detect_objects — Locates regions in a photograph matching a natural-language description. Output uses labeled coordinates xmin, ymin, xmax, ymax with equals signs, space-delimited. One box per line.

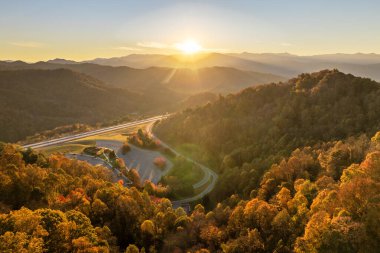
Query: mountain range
xmin=84 ymin=52 xmax=380 ymax=81
xmin=0 ymin=59 xmax=284 ymax=142
xmin=2 ymin=52 xmax=380 ymax=142
xmin=0 ymin=60 xmax=284 ymax=95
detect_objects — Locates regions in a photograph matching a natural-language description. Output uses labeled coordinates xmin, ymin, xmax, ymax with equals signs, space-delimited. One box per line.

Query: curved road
xmin=23 ymin=114 xmax=218 ymax=205
xmin=146 ymin=122 xmax=218 ymax=205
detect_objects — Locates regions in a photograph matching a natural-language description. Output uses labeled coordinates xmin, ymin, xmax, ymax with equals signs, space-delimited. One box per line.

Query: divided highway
xmin=23 ymin=114 xmax=218 ymax=206
xmin=23 ymin=115 xmax=167 ymax=149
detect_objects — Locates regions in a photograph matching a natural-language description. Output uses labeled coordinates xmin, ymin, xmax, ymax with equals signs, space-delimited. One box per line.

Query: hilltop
xmin=155 ymin=69 xmax=380 ymax=202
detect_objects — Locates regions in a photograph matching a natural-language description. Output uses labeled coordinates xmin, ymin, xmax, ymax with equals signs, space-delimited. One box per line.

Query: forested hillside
xmin=1 ymin=69 xmax=380 ymax=252
xmin=0 ymin=69 xmax=148 ymax=142
xmin=0 ymin=61 xmax=285 ymax=143
xmin=0 ymin=61 xmax=285 ymax=95
xmin=178 ymin=92 xmax=218 ymax=110
xmin=1 ymin=130 xmax=379 ymax=252
xmin=156 ymin=70 xmax=380 ymax=203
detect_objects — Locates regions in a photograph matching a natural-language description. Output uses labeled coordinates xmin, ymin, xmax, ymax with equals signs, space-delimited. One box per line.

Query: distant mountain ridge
xmin=46 ymin=58 xmax=79 ymax=64
xmin=0 ymin=60 xmax=285 ymax=95
xmin=6 ymin=52 xmax=380 ymax=81
xmin=83 ymin=52 xmax=380 ymax=81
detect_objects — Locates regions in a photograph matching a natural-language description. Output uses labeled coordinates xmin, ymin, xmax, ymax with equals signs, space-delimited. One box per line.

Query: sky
xmin=1 ymin=0 xmax=380 ymax=62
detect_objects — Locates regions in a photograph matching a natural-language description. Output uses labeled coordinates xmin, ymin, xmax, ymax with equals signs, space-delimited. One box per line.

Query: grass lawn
xmin=38 ymin=144 xmax=89 ymax=155
xmin=176 ymin=143 xmax=203 ymax=157
xmin=37 ymin=123 xmax=150 ymax=154
xmin=172 ymin=142 xmax=219 ymax=168
xmin=160 ymin=157 xmax=206 ymax=199
xmin=165 ymin=157 xmax=204 ymax=185
xmin=78 ymin=123 xmax=149 ymax=142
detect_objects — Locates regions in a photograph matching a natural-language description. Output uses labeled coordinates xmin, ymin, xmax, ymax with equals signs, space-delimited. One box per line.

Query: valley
xmin=1 ymin=1 xmax=380 ymax=251
xmin=25 ymin=115 xmax=217 ymax=206
xmin=2 ymin=68 xmax=380 ymax=252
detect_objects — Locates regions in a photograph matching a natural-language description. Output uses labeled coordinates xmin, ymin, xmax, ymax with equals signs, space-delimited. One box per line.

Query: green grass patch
xmin=79 ymin=123 xmax=149 ymax=142
xmin=166 ymin=157 xmax=204 ymax=185
xmin=38 ymin=144 xmax=88 ymax=155
xmin=160 ymin=156 xmax=205 ymax=199
xmin=173 ymin=142 xmax=218 ymax=167
xmin=177 ymin=143 xmax=203 ymax=157
xmin=38 ymin=123 xmax=150 ymax=154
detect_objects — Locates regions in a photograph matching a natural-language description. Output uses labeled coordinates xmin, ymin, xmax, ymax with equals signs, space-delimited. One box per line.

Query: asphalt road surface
xmin=95 ymin=140 xmax=173 ymax=184
xmin=24 ymin=114 xmax=218 ymax=206
xmin=23 ymin=115 xmax=167 ymax=150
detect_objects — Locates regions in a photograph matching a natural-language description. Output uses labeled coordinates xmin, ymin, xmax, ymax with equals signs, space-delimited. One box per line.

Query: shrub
xmin=153 ymin=157 xmax=167 ymax=169
xmin=122 ymin=142 xmax=131 ymax=154
xmin=83 ymin=146 xmax=102 ymax=156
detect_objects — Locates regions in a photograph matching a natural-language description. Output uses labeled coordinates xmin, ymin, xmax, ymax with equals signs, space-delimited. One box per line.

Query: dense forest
xmin=156 ymin=70 xmax=380 ymax=203
xmin=1 ymin=130 xmax=379 ymax=252
xmin=1 ymin=69 xmax=380 ymax=252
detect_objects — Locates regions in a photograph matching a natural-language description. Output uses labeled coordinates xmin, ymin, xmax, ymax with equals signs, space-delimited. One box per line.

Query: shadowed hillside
xmin=0 ymin=61 xmax=285 ymax=142
xmin=178 ymin=92 xmax=218 ymax=110
xmin=0 ymin=69 xmax=148 ymax=142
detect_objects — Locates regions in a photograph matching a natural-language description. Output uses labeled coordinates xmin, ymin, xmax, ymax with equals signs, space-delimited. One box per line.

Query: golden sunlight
xmin=175 ymin=39 xmax=202 ymax=54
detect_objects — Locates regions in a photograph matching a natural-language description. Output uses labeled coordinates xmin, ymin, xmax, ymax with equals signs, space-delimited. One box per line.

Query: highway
xmin=23 ymin=115 xmax=167 ymax=149
xmin=23 ymin=114 xmax=218 ymax=206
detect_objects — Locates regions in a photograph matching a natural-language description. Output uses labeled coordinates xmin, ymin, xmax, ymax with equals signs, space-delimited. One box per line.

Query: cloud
xmin=9 ymin=41 xmax=44 ymax=48
xmin=112 ymin=46 xmax=142 ymax=51
xmin=137 ymin=41 xmax=170 ymax=49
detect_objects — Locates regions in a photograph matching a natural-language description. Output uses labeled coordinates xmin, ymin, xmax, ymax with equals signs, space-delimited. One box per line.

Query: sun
xmin=176 ymin=39 xmax=202 ymax=54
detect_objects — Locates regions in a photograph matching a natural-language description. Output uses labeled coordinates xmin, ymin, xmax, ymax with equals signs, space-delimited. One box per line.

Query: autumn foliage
xmin=128 ymin=129 xmax=158 ymax=149
xmin=122 ymin=142 xmax=131 ymax=154
xmin=153 ymin=156 xmax=167 ymax=169
xmin=1 ymin=130 xmax=380 ymax=252
xmin=1 ymin=70 xmax=380 ymax=252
